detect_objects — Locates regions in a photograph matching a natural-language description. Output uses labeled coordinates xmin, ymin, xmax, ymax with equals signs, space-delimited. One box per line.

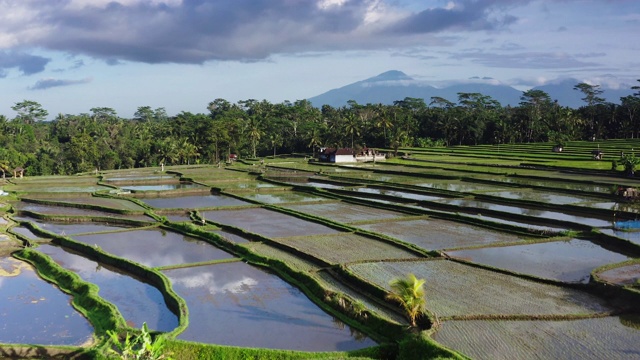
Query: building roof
xmin=321 ymin=147 xmax=353 ymax=156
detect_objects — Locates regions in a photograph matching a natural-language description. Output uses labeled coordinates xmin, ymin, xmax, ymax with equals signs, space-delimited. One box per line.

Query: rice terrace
xmin=2 ymin=140 xmax=640 ymax=359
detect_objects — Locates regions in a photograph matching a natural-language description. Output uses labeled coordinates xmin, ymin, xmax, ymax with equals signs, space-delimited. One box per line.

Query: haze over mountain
xmin=307 ymin=71 xmax=635 ymax=109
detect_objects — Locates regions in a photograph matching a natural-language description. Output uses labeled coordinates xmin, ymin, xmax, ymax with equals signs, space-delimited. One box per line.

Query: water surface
xmin=72 ymin=228 xmax=234 ymax=267
xmin=140 ymin=194 xmax=249 ymax=209
xmin=122 ymin=183 xmax=206 ymax=191
xmin=600 ymin=228 xmax=640 ymax=246
xmin=163 ymin=262 xmax=376 ymax=351
xmin=240 ymin=192 xmax=330 ymax=204
xmin=0 ymin=256 xmax=93 ymax=345
xmin=201 ymin=208 xmax=340 ymax=238
xmin=357 ymin=219 xmax=527 ymax=250
xmin=37 ymin=245 xmax=178 ymax=331
xmin=436 ymin=199 xmax=612 ymax=227
xmin=446 ymin=239 xmax=629 ymax=283
xmin=598 ymin=264 xmax=640 ymax=286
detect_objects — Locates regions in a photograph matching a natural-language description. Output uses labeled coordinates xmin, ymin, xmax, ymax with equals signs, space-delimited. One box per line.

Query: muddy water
xmin=71 ymin=228 xmax=235 ymax=268
xmin=598 ymin=264 xmax=640 ymax=286
xmin=0 ymin=256 xmax=93 ymax=345
xmin=163 ymin=262 xmax=376 ymax=351
xmin=446 ymin=239 xmax=629 ymax=283
xmin=200 ymin=208 xmax=340 ymax=238
xmin=140 ymin=194 xmax=249 ymax=209
xmin=37 ymin=245 xmax=178 ymax=331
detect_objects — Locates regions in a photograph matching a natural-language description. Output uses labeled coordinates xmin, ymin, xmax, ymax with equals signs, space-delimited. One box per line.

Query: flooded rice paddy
xmin=348 ymin=260 xmax=611 ymax=317
xmin=445 ymin=239 xmax=630 ymax=283
xmin=213 ymin=181 xmax=280 ymax=190
xmin=139 ymin=194 xmax=250 ymax=209
xmin=0 ymin=256 xmax=93 ymax=345
xmin=10 ymin=226 xmax=49 ymax=241
xmin=200 ymin=208 xmax=341 ymax=238
xmin=22 ymin=196 xmax=145 ymax=211
xmin=282 ymin=202 xmax=408 ymax=224
xmin=356 ymin=218 xmax=529 ymax=250
xmin=104 ymin=175 xmax=176 ymax=182
xmin=72 ymin=228 xmax=235 ymax=268
xmin=163 ymin=262 xmax=376 ymax=351
xmin=240 ymin=192 xmax=331 ymax=204
xmin=13 ymin=185 xmax=113 ymax=193
xmin=274 ymin=233 xmax=419 ymax=264
xmin=37 ymin=245 xmax=178 ymax=331
xmin=481 ymin=190 xmax=603 ymax=205
xmin=121 ymin=183 xmax=207 ymax=191
xmin=435 ymin=198 xmax=612 ymax=227
xmin=2 ymin=162 xmax=639 ymax=357
xmin=598 ymin=264 xmax=640 ymax=286
xmin=600 ymin=229 xmax=640 ymax=246
xmin=352 ymin=187 xmax=443 ymax=201
xmin=17 ymin=221 xmax=131 ymax=236
xmin=432 ymin=317 xmax=640 ymax=360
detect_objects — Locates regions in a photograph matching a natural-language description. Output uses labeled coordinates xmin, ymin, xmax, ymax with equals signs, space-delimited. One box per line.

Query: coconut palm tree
xmin=386 ymin=273 xmax=426 ymax=327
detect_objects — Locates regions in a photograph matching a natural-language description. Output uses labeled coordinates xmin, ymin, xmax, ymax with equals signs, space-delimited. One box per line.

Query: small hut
xmin=13 ymin=167 xmax=24 ymax=178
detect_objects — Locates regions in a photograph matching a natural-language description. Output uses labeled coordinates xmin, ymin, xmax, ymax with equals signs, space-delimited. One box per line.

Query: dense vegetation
xmin=1 ymin=81 xmax=639 ymax=177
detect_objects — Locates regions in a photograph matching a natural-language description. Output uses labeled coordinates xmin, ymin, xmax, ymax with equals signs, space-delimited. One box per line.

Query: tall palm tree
xmin=247 ymin=116 xmax=262 ymax=158
xmin=343 ymin=112 xmax=360 ymax=149
xmin=386 ymin=273 xmax=426 ymax=327
xmin=307 ymin=127 xmax=322 ymax=158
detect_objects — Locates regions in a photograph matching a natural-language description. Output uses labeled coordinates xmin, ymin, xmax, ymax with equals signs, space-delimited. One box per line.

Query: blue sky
xmin=0 ymin=0 xmax=638 ymax=119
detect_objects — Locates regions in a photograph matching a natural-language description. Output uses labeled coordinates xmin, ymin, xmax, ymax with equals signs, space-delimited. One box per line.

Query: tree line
xmin=1 ymin=81 xmax=639 ymax=176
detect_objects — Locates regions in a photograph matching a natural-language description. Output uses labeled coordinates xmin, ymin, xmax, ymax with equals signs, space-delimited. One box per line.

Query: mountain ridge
xmin=307 ymin=71 xmax=635 ymax=108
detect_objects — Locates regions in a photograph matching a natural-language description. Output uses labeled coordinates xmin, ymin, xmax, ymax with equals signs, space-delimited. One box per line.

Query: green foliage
xmin=164 ymin=339 xmax=387 ymax=360
xmin=107 ymin=323 xmax=172 ymax=360
xmin=397 ymin=333 xmax=466 ymax=360
xmin=415 ymin=137 xmax=445 ymax=148
xmin=386 ymin=273 xmax=426 ymax=327
xmin=619 ymin=153 xmax=640 ymax=175
xmin=2 ymin=82 xmax=640 ymax=176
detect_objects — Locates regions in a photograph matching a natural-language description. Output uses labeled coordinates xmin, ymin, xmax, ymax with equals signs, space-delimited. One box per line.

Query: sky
xmin=0 ymin=0 xmax=638 ymax=119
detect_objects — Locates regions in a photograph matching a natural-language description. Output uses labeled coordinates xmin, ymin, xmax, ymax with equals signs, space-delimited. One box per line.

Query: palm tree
xmin=0 ymin=160 xmax=10 ymax=179
xmin=343 ymin=112 xmax=360 ymax=149
xmin=386 ymin=273 xmax=426 ymax=327
xmin=307 ymin=127 xmax=322 ymax=158
xmin=247 ymin=116 xmax=262 ymax=158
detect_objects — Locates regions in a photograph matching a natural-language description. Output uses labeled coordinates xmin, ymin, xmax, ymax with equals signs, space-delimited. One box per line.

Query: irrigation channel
xmin=1 ymin=145 xmax=640 ymax=359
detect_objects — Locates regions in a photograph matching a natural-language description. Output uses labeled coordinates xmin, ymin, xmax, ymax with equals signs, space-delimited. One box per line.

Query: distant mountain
xmin=531 ymin=79 xmax=634 ymax=107
xmin=307 ymin=71 xmax=635 ymax=109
